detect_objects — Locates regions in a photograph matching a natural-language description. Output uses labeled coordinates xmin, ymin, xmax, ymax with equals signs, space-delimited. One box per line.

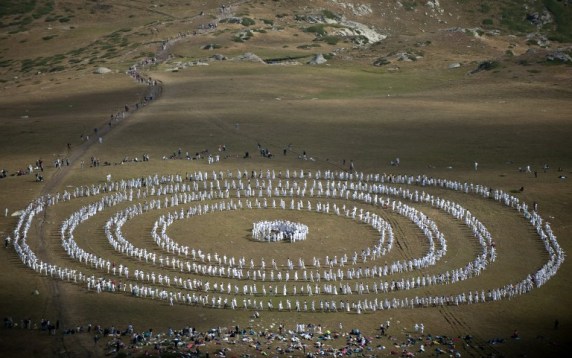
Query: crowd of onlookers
xmin=3 ymin=314 xmax=481 ymax=357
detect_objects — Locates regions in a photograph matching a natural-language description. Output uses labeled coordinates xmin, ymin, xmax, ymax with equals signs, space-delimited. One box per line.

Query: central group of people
xmin=252 ymin=220 xmax=309 ymax=242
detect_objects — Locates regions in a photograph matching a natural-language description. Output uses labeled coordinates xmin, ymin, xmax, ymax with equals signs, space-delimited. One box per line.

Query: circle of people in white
xmin=252 ymin=220 xmax=309 ymax=242
xmin=9 ymin=169 xmax=564 ymax=314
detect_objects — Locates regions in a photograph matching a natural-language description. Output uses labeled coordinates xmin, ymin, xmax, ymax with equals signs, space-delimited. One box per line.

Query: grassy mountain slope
xmin=0 ymin=0 xmax=570 ymax=82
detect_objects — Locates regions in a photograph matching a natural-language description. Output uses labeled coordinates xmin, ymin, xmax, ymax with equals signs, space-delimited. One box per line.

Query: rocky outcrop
xmin=308 ymin=53 xmax=327 ymax=65
xmin=546 ymin=51 xmax=572 ymax=63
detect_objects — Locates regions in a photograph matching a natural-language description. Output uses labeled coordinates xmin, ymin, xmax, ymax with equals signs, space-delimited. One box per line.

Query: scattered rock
xmin=235 ymin=52 xmax=265 ymax=63
xmin=373 ymin=58 xmax=391 ymax=66
xmin=469 ymin=60 xmax=499 ymax=74
xmin=526 ymin=33 xmax=550 ymax=47
xmin=448 ymin=62 xmax=461 ymax=69
xmin=426 ymin=0 xmax=444 ymax=14
xmin=308 ymin=53 xmax=327 ymax=65
xmin=330 ymin=1 xmax=373 ymax=16
xmin=442 ymin=27 xmax=498 ymax=37
xmin=332 ymin=19 xmax=386 ymax=45
xmin=234 ymin=30 xmax=253 ymax=42
xmin=210 ymin=54 xmax=227 ymax=61
xmin=395 ymin=52 xmax=422 ymax=62
xmin=526 ymin=11 xmax=553 ymax=27
xmin=294 ymin=14 xmax=323 ymax=24
xmin=546 ymin=51 xmax=572 ymax=63
xmin=298 ymin=12 xmax=386 ymax=46
xmin=201 ymin=43 xmax=220 ymax=50
xmin=93 ymin=67 xmax=112 ymax=74
xmin=221 ymin=17 xmax=242 ymax=24
xmin=415 ymin=40 xmax=431 ymax=47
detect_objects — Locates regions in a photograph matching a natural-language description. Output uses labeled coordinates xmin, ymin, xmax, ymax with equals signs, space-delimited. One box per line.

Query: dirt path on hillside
xmin=29 ymin=2 xmax=253 ymax=355
xmin=32 ymin=81 xmax=161 ymax=356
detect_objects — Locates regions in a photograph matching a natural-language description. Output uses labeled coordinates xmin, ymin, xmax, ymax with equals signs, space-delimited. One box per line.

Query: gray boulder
xmin=546 ymin=51 xmax=572 ymax=63
xmin=308 ymin=53 xmax=327 ymax=65
xmin=236 ymin=52 xmax=265 ymax=63
xmin=93 ymin=67 xmax=112 ymax=74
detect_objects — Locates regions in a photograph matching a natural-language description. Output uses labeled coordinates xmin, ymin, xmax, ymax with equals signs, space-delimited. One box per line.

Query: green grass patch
xmin=323 ymin=53 xmax=334 ymax=60
xmin=51 ymin=54 xmax=65 ymax=62
xmin=402 ymin=1 xmax=417 ymax=11
xmin=32 ymin=0 xmax=54 ymax=19
xmin=322 ymin=35 xmax=340 ymax=45
xmin=304 ymin=24 xmax=327 ymax=36
xmin=202 ymin=43 xmax=222 ymax=50
xmin=4 ymin=16 xmax=34 ymax=29
xmin=241 ymin=17 xmax=255 ymax=26
xmin=353 ymin=35 xmax=369 ymax=45
xmin=479 ymin=3 xmax=491 ymax=13
xmin=261 ymin=19 xmax=274 ymax=26
xmin=19 ymin=16 xmax=33 ymax=26
xmin=67 ymin=47 xmax=86 ymax=56
xmin=0 ymin=58 xmax=13 ymax=68
xmin=42 ymin=34 xmax=57 ymax=40
xmin=49 ymin=65 xmax=65 ymax=72
xmin=297 ymin=44 xmax=321 ymax=49
xmin=234 ymin=9 xmax=250 ymax=17
xmin=499 ymin=1 xmax=535 ymax=34
xmin=102 ymin=50 xmax=119 ymax=59
xmin=0 ymin=0 xmax=36 ymax=17
xmin=322 ymin=9 xmax=339 ymax=20
xmin=234 ymin=29 xmax=253 ymax=42
xmin=20 ymin=57 xmax=44 ymax=72
xmin=543 ymin=0 xmax=572 ymax=43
